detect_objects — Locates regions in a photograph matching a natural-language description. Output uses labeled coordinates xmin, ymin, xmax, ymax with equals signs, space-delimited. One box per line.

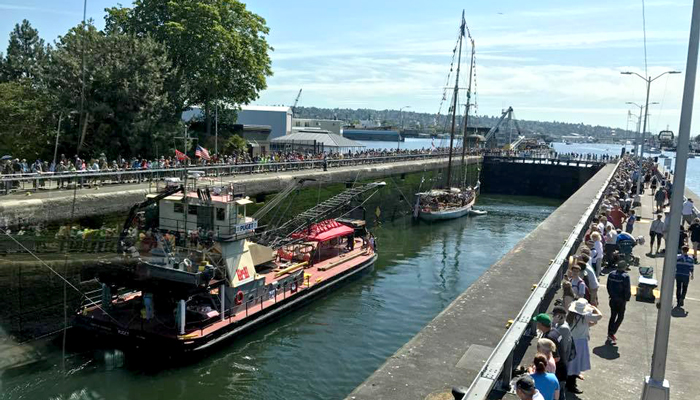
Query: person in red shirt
xmin=609 ymin=205 xmax=627 ymax=230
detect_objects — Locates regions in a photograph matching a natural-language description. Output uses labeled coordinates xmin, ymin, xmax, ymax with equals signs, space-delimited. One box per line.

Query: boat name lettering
xmin=235 ymin=221 xmax=258 ymax=233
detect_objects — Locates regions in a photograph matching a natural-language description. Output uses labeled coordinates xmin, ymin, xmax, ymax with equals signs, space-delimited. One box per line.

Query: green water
xmin=0 ymin=194 xmax=558 ymax=400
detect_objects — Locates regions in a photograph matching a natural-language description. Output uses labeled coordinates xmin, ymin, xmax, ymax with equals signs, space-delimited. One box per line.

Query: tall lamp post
xmin=641 ymin=0 xmax=699 ymax=399
xmin=398 ymin=105 xmax=411 ymax=152
xmin=626 ymin=101 xmax=658 ymax=140
xmin=621 ymin=71 xmax=680 ymax=198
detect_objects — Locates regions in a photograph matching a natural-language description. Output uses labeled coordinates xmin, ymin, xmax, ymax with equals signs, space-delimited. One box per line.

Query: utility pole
xmin=53 ymin=113 xmax=63 ymax=169
xmin=641 ymin=0 xmax=699 ymax=398
xmin=215 ymin=103 xmax=219 ymax=157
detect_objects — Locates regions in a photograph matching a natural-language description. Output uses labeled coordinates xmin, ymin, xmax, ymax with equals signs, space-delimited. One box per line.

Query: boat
xmin=647 ymin=147 xmax=662 ymax=154
xmin=414 ymin=11 xmax=480 ymax=222
xmin=75 ymin=181 xmax=379 ymax=353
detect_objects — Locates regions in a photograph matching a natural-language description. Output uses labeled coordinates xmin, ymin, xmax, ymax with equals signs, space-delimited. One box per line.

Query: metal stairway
xmin=258 ymin=182 xmax=386 ymax=248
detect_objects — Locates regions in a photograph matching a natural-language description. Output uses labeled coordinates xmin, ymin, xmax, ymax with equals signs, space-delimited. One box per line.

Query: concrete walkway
xmin=503 ymin=186 xmax=700 ymax=400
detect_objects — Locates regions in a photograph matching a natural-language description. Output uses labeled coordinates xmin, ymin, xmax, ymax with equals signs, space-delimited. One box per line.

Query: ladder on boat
xmin=259 ymin=182 xmax=386 ymax=248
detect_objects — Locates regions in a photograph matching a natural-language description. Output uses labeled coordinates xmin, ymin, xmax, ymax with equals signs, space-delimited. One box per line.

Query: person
xmin=606 ymin=260 xmax=631 ymax=346
xmin=514 ymin=374 xmax=546 ymax=400
xmin=566 ymin=299 xmax=602 ymax=395
xmin=679 ymin=225 xmax=688 ymax=253
xmin=578 ymin=254 xmax=599 ymax=306
xmin=650 ymin=175 xmax=658 ymax=193
xmin=551 ymin=306 xmax=572 ymax=394
xmin=604 ymin=225 xmax=618 ymax=270
xmin=561 ymin=280 xmax=575 ymax=310
xmin=536 ymin=338 xmax=557 ymax=374
xmin=529 ymin=354 xmax=560 ymax=400
xmin=676 ymin=246 xmax=695 ymax=308
xmin=609 ymin=205 xmax=626 ymax=230
xmin=568 ymin=263 xmax=587 ymax=301
xmin=590 ymin=232 xmax=604 ymax=276
xmin=655 ymin=187 xmax=667 ymax=213
xmin=625 ymin=210 xmax=636 ymax=234
xmin=682 ymin=198 xmax=695 ymax=227
xmin=649 ymin=213 xmax=665 ymax=254
xmin=690 ymin=217 xmax=700 ymax=264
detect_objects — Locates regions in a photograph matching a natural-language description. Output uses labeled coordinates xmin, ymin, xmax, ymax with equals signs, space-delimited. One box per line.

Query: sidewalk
xmin=505 ymin=186 xmax=700 ymax=399
xmin=578 ymin=187 xmax=699 ymax=399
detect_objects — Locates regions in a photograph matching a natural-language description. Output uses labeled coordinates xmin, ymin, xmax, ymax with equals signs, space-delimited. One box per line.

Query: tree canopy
xmin=0 ymin=1 xmax=273 ymax=161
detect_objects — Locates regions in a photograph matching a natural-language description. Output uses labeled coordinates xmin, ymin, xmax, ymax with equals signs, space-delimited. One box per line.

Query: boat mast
xmin=460 ymin=34 xmax=475 ymax=188
xmin=445 ymin=11 xmax=465 ymax=189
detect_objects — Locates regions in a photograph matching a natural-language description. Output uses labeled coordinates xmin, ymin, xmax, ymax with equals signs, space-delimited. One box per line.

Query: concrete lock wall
xmin=480 ymin=158 xmax=605 ymax=199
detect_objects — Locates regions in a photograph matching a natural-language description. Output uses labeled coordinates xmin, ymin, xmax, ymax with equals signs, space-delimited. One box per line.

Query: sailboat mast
xmin=459 ymin=38 xmax=475 ymax=188
xmin=445 ymin=11 xmax=465 ymax=189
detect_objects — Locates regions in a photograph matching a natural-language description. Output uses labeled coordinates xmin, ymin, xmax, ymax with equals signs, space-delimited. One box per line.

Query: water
xmin=0 ymin=195 xmax=558 ymax=400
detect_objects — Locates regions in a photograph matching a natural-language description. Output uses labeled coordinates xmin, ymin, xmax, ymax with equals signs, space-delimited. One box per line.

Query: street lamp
xmin=621 ymin=70 xmax=680 ymax=198
xmin=626 ymin=101 xmax=659 ymax=155
xmin=640 ymin=1 xmax=699 ymax=399
xmin=398 ymin=105 xmax=411 ymax=151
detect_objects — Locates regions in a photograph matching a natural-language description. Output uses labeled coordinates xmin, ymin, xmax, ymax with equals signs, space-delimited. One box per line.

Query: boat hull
xmin=74 ymin=253 xmax=377 ymax=354
xmin=418 ymin=200 xmax=474 ymax=221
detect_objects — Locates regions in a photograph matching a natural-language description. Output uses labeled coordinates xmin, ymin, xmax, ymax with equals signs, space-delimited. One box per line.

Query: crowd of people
xmin=514 ymin=154 xmax=698 ymax=400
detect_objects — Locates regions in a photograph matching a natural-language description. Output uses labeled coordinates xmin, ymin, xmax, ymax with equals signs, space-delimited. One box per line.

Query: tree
xmin=223 ymin=134 xmax=247 ymax=155
xmin=2 ymin=19 xmax=48 ymax=83
xmin=0 ymin=80 xmax=55 ymax=159
xmin=48 ymin=23 xmax=177 ymax=159
xmin=105 ymin=0 xmax=273 ymax=136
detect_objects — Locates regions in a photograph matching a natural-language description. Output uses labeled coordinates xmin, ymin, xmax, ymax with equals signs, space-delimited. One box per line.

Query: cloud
xmin=0 ymin=3 xmax=80 ymax=17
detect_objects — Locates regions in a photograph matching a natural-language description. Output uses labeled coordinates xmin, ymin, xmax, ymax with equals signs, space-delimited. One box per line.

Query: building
xmin=236 ymin=105 xmax=292 ymax=139
xmin=292 ymin=118 xmax=343 ymax=135
xmin=343 ymin=129 xmax=402 ymax=142
xmin=182 ymin=105 xmax=292 ymax=140
xmin=271 ymin=129 xmax=365 ymax=153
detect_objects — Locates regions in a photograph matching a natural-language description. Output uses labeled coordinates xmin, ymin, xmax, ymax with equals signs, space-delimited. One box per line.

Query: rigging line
xmin=651 ymin=74 xmax=671 ymax=134
xmin=0 ymin=229 xmax=123 ymax=327
xmin=642 ymin=0 xmax=649 ymax=77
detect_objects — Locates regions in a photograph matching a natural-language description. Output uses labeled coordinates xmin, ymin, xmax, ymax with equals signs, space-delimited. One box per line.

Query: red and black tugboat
xmin=75 ymin=180 xmax=383 ymax=353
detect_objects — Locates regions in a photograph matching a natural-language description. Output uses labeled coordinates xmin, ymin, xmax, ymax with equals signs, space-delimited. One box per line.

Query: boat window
xmin=173 ymin=203 xmax=184 ymax=214
xmin=216 ymin=208 xmax=226 ymax=221
xmin=188 ymin=205 xmax=198 ymax=215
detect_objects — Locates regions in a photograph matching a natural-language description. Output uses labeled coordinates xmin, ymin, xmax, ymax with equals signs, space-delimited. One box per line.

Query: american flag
xmin=175 ymin=149 xmax=189 ymax=160
xmin=195 ymin=145 xmax=210 ymax=160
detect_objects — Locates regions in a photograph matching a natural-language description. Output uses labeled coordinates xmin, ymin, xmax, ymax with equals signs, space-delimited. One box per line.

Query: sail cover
xmin=291 ymin=220 xmax=354 ymax=242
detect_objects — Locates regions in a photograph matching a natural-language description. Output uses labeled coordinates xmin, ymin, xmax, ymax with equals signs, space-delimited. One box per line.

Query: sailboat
xmin=414 ymin=11 xmax=480 ymax=222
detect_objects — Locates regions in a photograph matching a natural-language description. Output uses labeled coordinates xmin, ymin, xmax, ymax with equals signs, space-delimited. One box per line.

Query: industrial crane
xmin=291 ymin=89 xmax=303 ymax=116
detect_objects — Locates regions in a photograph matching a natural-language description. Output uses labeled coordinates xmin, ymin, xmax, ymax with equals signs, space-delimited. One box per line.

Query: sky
xmin=0 ymin=0 xmax=696 ymax=133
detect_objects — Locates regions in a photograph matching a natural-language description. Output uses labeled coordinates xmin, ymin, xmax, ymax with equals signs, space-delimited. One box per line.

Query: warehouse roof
xmin=270 ymin=130 xmax=365 ymax=148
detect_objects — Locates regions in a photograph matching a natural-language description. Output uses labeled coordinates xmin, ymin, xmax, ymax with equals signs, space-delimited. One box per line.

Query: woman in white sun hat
xmin=565 ymin=298 xmax=603 ymax=394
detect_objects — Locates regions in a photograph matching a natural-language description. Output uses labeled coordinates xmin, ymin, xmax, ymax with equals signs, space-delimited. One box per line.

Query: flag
xmin=175 ymin=149 xmax=189 ymax=160
xmin=195 ymin=145 xmax=210 ymax=160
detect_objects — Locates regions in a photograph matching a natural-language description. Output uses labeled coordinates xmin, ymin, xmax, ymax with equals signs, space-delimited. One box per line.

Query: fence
xmin=455 ymin=159 xmax=621 ymax=399
xmin=0 ymin=236 xmax=119 ymax=255
xmin=0 ymin=152 xmax=456 ymax=195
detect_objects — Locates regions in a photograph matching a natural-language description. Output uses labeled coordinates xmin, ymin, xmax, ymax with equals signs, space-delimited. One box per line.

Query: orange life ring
xmin=235 ymin=290 xmax=244 ymax=305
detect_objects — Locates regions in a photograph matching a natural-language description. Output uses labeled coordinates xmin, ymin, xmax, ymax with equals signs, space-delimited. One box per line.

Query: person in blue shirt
xmin=625 ymin=210 xmax=636 ymax=234
xmin=606 ymin=261 xmax=631 ymax=345
xmin=676 ymin=246 xmax=695 ymax=308
xmin=529 ymin=353 xmax=560 ymax=400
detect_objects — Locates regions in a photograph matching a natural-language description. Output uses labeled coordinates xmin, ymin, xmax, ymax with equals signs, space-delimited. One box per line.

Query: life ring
xmin=235 ymin=290 xmax=244 ymax=305
xmin=291 ymin=282 xmax=297 ymax=293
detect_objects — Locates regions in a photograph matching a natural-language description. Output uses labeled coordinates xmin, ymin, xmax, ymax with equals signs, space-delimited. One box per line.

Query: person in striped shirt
xmin=676 ymin=246 xmax=695 ymax=308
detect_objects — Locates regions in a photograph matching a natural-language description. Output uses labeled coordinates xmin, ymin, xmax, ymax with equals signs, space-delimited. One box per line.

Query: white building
xmin=292 ymin=118 xmax=343 ymax=135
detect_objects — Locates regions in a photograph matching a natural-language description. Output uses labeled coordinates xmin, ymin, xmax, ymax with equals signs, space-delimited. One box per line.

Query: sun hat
xmin=532 ymin=313 xmax=552 ymax=327
xmin=569 ymin=298 xmax=592 ymax=315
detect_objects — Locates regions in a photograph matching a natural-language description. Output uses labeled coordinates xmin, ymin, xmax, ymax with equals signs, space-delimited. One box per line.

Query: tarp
xmin=291 ymin=219 xmax=354 ymax=242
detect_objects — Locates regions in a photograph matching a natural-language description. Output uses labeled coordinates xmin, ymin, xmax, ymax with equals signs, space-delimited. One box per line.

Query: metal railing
xmin=483 ymin=155 xmax=606 ymax=167
xmin=0 ymin=152 xmax=459 ymax=195
xmin=456 ymin=159 xmax=621 ymax=399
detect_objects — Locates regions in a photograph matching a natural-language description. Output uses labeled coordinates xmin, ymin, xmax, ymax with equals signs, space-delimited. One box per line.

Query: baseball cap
xmin=514 ymin=375 xmax=536 ymax=392
xmin=532 ymin=313 xmax=552 ymax=327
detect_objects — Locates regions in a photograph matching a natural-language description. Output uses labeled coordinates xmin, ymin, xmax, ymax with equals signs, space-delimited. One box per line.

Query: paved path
xmin=504 ymin=185 xmax=700 ymax=400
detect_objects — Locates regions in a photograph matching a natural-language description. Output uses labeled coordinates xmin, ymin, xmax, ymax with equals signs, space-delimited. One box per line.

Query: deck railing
xmin=453 ymin=159 xmax=621 ymax=400
xmin=0 ymin=152 xmax=460 ymax=195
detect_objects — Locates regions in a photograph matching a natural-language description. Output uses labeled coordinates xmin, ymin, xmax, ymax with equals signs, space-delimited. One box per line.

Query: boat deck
xmin=80 ymin=239 xmax=375 ymax=342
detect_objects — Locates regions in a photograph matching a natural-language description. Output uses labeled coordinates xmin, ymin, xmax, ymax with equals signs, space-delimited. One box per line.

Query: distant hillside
xmin=295 ymin=106 xmax=635 ymax=140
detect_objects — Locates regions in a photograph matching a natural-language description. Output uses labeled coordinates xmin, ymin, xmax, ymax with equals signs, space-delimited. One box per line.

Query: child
xmin=625 ymin=210 xmax=636 ymax=234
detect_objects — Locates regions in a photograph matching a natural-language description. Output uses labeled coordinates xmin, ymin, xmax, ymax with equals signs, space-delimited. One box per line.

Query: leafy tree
xmin=2 ymin=19 xmax=48 ymax=83
xmin=105 ymin=0 xmax=273 ymax=136
xmin=223 ymin=134 xmax=247 ymax=155
xmin=0 ymin=80 xmax=55 ymax=159
xmin=47 ymin=23 xmax=177 ymax=160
